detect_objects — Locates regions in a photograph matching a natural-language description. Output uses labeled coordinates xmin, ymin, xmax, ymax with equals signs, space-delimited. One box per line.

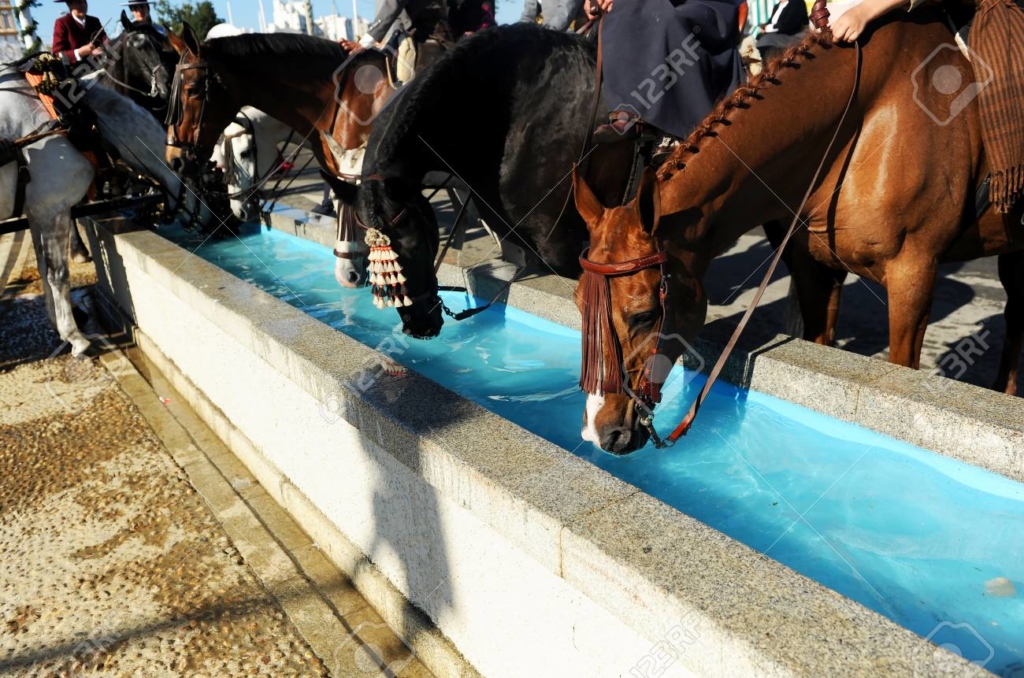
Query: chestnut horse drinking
xmin=574 ymin=14 xmax=1024 ymax=454
xmin=164 ymin=26 xmax=393 ymax=228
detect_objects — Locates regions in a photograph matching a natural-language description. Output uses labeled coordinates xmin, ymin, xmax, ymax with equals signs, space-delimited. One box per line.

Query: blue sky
xmin=34 ymin=0 xmax=522 ymax=40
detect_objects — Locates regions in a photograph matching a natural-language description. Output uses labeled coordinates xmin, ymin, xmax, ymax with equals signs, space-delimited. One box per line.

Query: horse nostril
xmin=170 ymin=157 xmax=184 ymax=173
xmin=600 ymin=427 xmax=633 ymax=453
xmin=346 ymin=270 xmax=360 ymax=284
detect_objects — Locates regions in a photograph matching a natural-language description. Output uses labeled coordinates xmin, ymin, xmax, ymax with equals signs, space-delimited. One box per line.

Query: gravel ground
xmin=0 ymin=293 xmax=331 ymax=677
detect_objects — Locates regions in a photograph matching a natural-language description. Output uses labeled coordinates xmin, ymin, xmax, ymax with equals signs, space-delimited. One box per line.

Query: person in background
xmin=587 ymin=0 xmax=744 ymax=164
xmin=520 ymin=0 xmax=584 ymax=30
xmin=755 ymin=0 xmax=808 ymax=66
xmin=348 ymin=0 xmax=454 ymax=84
xmin=450 ymin=0 xmax=496 ymax=37
xmin=52 ymin=0 xmax=107 ymax=66
xmin=123 ymin=0 xmax=166 ymax=34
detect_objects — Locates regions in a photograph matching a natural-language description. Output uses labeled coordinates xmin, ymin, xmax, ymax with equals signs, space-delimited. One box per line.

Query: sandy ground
xmin=0 ymin=235 xmax=432 ymax=677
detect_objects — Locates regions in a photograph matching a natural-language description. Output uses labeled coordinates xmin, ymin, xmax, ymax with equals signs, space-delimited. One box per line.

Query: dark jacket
xmin=767 ymin=0 xmax=808 ymax=35
xmin=52 ymin=13 xmax=107 ymax=65
xmin=366 ymin=0 xmax=450 ymax=42
xmin=602 ymin=0 xmax=744 ymax=139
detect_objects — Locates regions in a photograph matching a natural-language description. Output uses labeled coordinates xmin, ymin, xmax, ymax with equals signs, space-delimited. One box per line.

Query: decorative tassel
xmin=579 ymin=271 xmax=622 ymax=395
xmin=364 ymin=227 xmax=410 ymax=311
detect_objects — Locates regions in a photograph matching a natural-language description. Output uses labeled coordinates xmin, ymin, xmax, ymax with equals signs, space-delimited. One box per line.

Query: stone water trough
xmin=83 ymin=213 xmax=1024 ymax=678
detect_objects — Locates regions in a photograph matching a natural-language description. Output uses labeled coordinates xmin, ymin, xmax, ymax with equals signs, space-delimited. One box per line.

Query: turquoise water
xmin=164 ymin=223 xmax=1024 ymax=673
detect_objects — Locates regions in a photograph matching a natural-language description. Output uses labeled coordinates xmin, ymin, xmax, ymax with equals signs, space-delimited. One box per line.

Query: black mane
xmin=206 ymin=32 xmax=348 ymax=63
xmin=370 ymin=23 xmax=592 ymax=173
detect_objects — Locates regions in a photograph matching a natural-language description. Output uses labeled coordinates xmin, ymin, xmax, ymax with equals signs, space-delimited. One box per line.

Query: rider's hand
xmin=78 ymin=43 xmax=100 ymax=58
xmin=829 ymin=5 xmax=869 ymax=42
xmin=585 ymin=0 xmax=613 ymax=19
xmin=339 ymin=38 xmax=365 ymax=53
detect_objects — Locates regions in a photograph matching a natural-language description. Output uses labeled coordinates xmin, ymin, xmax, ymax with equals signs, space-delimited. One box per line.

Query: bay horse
xmin=163 ymin=26 xmax=393 ymax=237
xmin=354 ymin=23 xmax=636 ymax=339
xmin=0 ymin=70 xmax=210 ymax=356
xmin=573 ymin=14 xmax=1024 ymax=454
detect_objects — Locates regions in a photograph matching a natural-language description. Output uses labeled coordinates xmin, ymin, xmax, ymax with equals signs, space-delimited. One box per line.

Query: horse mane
xmin=206 ymin=33 xmax=348 ymax=64
xmin=658 ymin=31 xmax=834 ymax=181
xmin=370 ymin=24 xmax=591 ymax=174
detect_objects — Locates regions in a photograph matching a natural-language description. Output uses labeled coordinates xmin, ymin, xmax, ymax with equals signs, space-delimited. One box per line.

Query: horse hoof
xmin=68 ymin=334 xmax=93 ymax=359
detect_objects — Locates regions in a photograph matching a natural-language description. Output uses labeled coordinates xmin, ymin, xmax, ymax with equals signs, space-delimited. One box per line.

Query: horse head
xmin=355 ymin=176 xmax=443 ymax=339
xmin=165 ymin=24 xmax=238 ymax=176
xmin=573 ymin=168 xmax=708 ymax=454
xmin=108 ymin=12 xmax=177 ymax=114
xmin=216 ymin=116 xmax=260 ymax=222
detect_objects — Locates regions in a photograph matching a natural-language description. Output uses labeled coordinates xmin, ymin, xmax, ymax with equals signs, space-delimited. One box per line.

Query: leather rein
xmin=580 ymin=12 xmax=859 ymax=448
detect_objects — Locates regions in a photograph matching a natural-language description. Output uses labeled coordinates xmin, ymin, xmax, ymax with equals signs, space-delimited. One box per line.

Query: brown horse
xmin=573 ymin=13 xmax=1024 ymax=454
xmin=164 ymin=25 xmax=392 ymax=205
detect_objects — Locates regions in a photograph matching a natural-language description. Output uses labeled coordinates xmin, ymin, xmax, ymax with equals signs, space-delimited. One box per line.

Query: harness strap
xmin=665 ymin=40 xmax=862 ymax=445
xmin=433 ymin=193 xmax=472 ymax=273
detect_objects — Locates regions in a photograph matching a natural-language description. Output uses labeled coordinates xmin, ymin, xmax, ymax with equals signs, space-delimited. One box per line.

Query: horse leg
xmin=790 ymin=252 xmax=847 ymax=345
xmin=992 ymin=249 xmax=1024 ymax=395
xmin=70 ymin=218 xmax=91 ymax=264
xmin=35 ymin=211 xmax=92 ymax=357
xmin=763 ymin=220 xmax=805 ymax=337
xmin=886 ymin=261 xmax=937 ymax=369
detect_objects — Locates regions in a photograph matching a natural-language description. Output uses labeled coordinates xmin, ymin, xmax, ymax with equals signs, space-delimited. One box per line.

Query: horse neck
xmin=81 ymin=81 xmax=181 ymax=196
xmin=213 ymin=52 xmax=347 ymax=138
xmin=659 ymin=37 xmax=877 ymax=268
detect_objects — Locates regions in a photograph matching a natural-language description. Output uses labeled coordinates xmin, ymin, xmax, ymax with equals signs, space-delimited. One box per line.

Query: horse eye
xmin=628 ymin=309 xmax=659 ymax=328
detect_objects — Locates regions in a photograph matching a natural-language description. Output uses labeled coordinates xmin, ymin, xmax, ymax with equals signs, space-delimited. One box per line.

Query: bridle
xmin=580 ymin=10 xmax=859 ymax=449
xmin=166 ymin=58 xmax=220 ymax=157
xmin=353 ymin=174 xmax=522 ymax=320
xmin=578 ymin=247 xmax=673 ymax=446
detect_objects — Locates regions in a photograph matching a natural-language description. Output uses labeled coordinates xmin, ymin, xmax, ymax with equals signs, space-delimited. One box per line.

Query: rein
xmin=582 ymin=19 xmax=860 ymax=448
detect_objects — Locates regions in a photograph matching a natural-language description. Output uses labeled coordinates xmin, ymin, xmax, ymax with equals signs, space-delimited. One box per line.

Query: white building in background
xmin=263 ymin=0 xmax=366 ymax=40
xmin=316 ymin=14 xmax=368 ymax=41
xmin=267 ymin=0 xmax=314 ymax=34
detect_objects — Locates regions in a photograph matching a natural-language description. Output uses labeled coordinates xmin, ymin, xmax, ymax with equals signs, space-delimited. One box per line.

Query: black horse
xmin=354 ymin=23 xmax=636 ymax=339
xmin=102 ymin=12 xmax=178 ymax=119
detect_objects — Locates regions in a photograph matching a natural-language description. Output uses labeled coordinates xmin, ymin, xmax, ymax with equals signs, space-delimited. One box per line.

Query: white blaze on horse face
xmin=581 ymin=392 xmax=605 ymax=444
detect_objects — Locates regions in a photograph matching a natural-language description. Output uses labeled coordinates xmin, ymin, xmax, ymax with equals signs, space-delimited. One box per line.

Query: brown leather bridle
xmin=166 ymin=60 xmax=217 ymax=156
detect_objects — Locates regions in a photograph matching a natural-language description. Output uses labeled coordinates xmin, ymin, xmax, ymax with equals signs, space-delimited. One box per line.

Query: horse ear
xmin=573 ymin=168 xmax=605 ymax=229
xmin=634 ymin=167 xmax=661 ymax=234
xmin=120 ymin=10 xmax=132 ymax=31
xmin=182 ymin=22 xmax=202 ymax=55
xmin=167 ymin=30 xmax=186 ymax=55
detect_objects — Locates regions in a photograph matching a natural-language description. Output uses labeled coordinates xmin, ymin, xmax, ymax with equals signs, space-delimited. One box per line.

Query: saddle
xmin=0 ymin=53 xmax=116 ymax=215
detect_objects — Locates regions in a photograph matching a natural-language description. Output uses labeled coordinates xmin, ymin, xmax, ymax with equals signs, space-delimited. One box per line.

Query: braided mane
xmin=658 ymin=31 xmax=835 ymax=181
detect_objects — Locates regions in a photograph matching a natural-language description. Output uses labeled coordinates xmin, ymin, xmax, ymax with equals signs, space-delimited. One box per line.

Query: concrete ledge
xmin=89 ymin=218 xmax=986 ymax=677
